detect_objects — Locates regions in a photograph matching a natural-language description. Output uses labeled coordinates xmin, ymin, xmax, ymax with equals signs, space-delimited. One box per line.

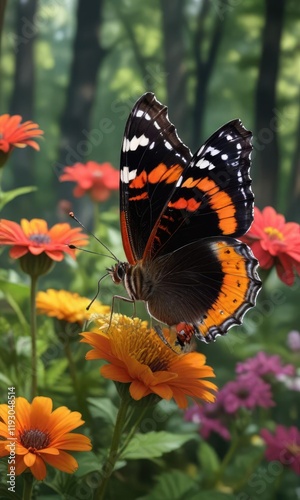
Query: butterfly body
xmin=110 ymin=92 xmax=261 ymax=345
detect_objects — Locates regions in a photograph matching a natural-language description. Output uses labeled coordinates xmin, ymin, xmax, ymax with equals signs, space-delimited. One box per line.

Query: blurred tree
xmin=192 ymin=0 xmax=225 ymax=149
xmin=160 ymin=0 xmax=188 ymax=132
xmin=57 ymin=0 xmax=106 ymax=198
xmin=9 ymin=0 xmax=38 ymax=186
xmin=254 ymin=0 xmax=285 ymax=208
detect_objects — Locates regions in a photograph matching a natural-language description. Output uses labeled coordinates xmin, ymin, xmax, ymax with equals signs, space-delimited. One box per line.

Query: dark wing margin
xmin=120 ymin=92 xmax=192 ymax=263
xmin=144 ymin=237 xmax=261 ymax=343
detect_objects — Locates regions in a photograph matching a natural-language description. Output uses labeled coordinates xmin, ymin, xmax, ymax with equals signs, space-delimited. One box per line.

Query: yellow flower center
xmin=20 ymin=428 xmax=50 ymax=450
xmin=264 ymin=226 xmax=284 ymax=240
xmin=100 ymin=315 xmax=177 ymax=372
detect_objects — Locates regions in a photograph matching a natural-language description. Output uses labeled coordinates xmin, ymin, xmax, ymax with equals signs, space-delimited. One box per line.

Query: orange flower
xmin=36 ymin=289 xmax=110 ymax=324
xmin=0 ymin=114 xmax=43 ymax=153
xmin=0 ymin=218 xmax=88 ymax=261
xmin=81 ymin=314 xmax=217 ymax=409
xmin=0 ymin=396 xmax=91 ymax=480
xmin=59 ymin=161 xmax=119 ymax=202
xmin=242 ymin=206 xmax=300 ymax=285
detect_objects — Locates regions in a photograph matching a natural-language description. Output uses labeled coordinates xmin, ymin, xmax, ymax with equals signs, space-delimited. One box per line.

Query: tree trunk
xmin=55 ymin=0 xmax=106 ymax=193
xmin=254 ymin=0 xmax=285 ymax=208
xmin=160 ymin=0 xmax=189 ymax=142
xmin=9 ymin=0 xmax=38 ymax=186
xmin=192 ymin=0 xmax=225 ymax=149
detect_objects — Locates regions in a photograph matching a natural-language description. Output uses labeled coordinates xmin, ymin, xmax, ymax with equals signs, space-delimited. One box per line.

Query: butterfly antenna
xmin=69 ymin=211 xmax=119 ymax=262
xmin=68 ymin=244 xmax=116 ymax=261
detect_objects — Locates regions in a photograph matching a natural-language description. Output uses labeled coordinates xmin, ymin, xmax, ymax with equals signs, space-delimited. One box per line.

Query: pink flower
xmin=59 ymin=161 xmax=119 ymax=202
xmin=221 ymin=375 xmax=274 ymax=414
xmin=236 ymin=352 xmax=295 ymax=380
xmin=287 ymin=331 xmax=300 ymax=352
xmin=242 ymin=206 xmax=300 ymax=285
xmin=185 ymin=400 xmax=230 ymax=441
xmin=261 ymin=425 xmax=300 ymax=475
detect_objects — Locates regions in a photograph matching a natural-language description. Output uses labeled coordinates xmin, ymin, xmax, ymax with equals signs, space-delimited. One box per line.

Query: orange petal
xmin=30 ymin=455 xmax=47 ymax=480
xmin=42 ymin=449 xmax=79 ymax=474
xmin=24 ymin=452 xmax=36 ymax=467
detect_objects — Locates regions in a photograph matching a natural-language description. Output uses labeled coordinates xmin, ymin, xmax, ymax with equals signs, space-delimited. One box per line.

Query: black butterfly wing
xmin=144 ymin=237 xmax=261 ymax=342
xmin=143 ymin=119 xmax=254 ymax=259
xmin=120 ymin=92 xmax=191 ymax=264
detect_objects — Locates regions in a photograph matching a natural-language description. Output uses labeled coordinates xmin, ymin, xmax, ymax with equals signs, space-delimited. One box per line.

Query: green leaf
xmin=120 ymin=431 xmax=196 ymax=460
xmin=87 ymin=397 xmax=118 ymax=424
xmin=137 ymin=470 xmax=198 ymax=500
xmin=0 ymin=186 xmax=37 ymax=210
xmin=73 ymin=451 xmax=101 ymax=477
xmin=197 ymin=441 xmax=221 ymax=481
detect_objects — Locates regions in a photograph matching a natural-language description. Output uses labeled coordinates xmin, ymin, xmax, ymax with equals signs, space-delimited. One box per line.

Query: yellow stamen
xmin=264 ymin=226 xmax=284 ymax=240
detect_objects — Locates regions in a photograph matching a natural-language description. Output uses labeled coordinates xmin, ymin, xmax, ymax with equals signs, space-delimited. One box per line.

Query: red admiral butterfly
xmin=109 ymin=93 xmax=261 ymax=346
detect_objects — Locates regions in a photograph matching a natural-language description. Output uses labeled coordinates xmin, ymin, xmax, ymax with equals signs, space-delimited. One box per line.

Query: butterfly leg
xmin=110 ymin=294 xmax=136 ymax=323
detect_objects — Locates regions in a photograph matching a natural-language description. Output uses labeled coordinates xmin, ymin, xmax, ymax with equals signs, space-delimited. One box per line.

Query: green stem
xmin=119 ymin=404 xmax=152 ymax=456
xmin=30 ymin=275 xmax=38 ymax=399
xmin=216 ymin=435 xmax=241 ymax=484
xmin=94 ymin=397 xmax=131 ymax=500
xmin=22 ymin=473 xmax=34 ymax=500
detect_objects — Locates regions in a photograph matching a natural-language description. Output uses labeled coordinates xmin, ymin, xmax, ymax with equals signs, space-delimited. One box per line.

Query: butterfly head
xmin=108 ymin=261 xmax=130 ymax=285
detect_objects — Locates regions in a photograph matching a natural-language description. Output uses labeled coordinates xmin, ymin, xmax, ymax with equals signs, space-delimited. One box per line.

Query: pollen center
xmin=264 ymin=226 xmax=284 ymax=240
xmin=133 ymin=332 xmax=172 ymax=371
xmin=29 ymin=233 xmax=51 ymax=245
xmin=20 ymin=428 xmax=50 ymax=450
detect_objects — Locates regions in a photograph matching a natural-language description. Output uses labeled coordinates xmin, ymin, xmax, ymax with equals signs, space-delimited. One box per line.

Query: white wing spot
xmin=136 ymin=110 xmax=151 ymax=120
xmin=226 ymin=134 xmax=233 ymax=141
xmin=121 ymin=167 xmax=137 ymax=184
xmin=176 ymin=175 xmax=183 ymax=187
xmin=165 ymin=141 xmax=172 ymax=150
xmin=149 ymin=141 xmax=155 ymax=149
xmin=125 ymin=134 xmax=149 ymax=152
xmin=221 ymin=154 xmax=228 ymax=161
xmin=236 ymin=143 xmax=242 ymax=150
xmin=196 ymin=158 xmax=211 ymax=169
xmin=154 ymin=121 xmax=161 ymax=129
xmin=207 ymin=147 xmax=220 ymax=156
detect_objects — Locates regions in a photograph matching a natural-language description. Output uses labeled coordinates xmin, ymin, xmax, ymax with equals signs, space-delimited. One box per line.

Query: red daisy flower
xmin=59 ymin=161 xmax=119 ymax=202
xmin=0 ymin=114 xmax=43 ymax=154
xmin=242 ymin=206 xmax=300 ymax=285
xmin=0 ymin=218 xmax=88 ymax=261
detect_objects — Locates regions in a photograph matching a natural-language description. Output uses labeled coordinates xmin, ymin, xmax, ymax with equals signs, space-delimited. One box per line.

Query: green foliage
xmin=120 ymin=431 xmax=197 ymax=460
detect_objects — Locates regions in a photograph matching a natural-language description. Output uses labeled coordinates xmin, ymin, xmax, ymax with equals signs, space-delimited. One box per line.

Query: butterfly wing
xmin=120 ymin=92 xmax=192 ymax=264
xmin=143 ymin=119 xmax=254 ymax=259
xmin=144 ymin=237 xmax=261 ymax=343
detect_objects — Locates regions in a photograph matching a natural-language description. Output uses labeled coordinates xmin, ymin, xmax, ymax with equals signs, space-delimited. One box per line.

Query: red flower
xmin=242 ymin=206 xmax=300 ymax=285
xmin=59 ymin=161 xmax=119 ymax=202
xmin=261 ymin=425 xmax=300 ymax=475
xmin=0 ymin=114 xmax=43 ymax=153
xmin=0 ymin=218 xmax=88 ymax=261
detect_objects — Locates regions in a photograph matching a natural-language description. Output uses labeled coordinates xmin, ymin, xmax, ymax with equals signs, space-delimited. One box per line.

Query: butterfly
xmin=108 ymin=92 xmax=261 ymax=346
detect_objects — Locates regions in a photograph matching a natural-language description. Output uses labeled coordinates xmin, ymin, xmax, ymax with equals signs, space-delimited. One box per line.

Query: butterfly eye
xmin=110 ymin=263 xmax=127 ymax=284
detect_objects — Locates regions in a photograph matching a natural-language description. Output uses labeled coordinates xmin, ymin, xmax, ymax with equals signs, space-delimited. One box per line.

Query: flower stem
xmin=94 ymin=397 xmax=131 ymax=500
xmin=22 ymin=472 xmax=34 ymax=500
xmin=30 ymin=275 xmax=38 ymax=399
xmin=216 ymin=435 xmax=242 ymax=485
